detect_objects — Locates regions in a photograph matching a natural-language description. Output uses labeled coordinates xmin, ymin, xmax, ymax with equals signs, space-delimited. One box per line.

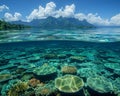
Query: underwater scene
xmin=0 ymin=38 xmax=120 ymax=96
xmin=1 ymin=0 xmax=120 ymax=96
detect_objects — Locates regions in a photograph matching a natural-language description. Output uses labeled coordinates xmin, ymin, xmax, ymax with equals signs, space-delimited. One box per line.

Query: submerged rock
xmin=55 ymin=75 xmax=84 ymax=93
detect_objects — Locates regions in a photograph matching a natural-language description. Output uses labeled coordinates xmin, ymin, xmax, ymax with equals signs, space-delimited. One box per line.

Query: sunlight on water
xmin=0 ymin=27 xmax=120 ymax=43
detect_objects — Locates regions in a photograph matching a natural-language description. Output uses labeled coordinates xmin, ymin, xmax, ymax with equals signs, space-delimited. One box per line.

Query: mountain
xmin=11 ymin=16 xmax=95 ymax=29
xmin=10 ymin=20 xmax=30 ymax=26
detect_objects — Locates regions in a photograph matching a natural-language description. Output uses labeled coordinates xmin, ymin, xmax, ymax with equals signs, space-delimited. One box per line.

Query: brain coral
xmin=61 ymin=66 xmax=77 ymax=74
xmin=55 ymin=75 xmax=84 ymax=93
xmin=28 ymin=78 xmax=41 ymax=87
xmin=6 ymin=80 xmax=29 ymax=96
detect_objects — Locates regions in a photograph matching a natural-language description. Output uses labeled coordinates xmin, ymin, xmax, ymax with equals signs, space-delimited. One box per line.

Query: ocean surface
xmin=0 ymin=27 xmax=120 ymax=43
xmin=0 ymin=28 xmax=120 ymax=96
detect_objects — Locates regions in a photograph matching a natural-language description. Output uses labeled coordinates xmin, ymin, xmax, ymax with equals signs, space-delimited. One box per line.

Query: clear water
xmin=0 ymin=27 xmax=120 ymax=43
xmin=0 ymin=28 xmax=120 ymax=96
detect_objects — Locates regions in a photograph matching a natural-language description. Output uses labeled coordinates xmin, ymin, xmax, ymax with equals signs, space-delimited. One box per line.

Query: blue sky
xmin=0 ymin=0 xmax=120 ymax=26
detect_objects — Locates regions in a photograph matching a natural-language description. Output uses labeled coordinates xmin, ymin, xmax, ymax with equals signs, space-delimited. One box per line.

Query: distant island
xmin=11 ymin=16 xmax=95 ymax=29
xmin=0 ymin=17 xmax=95 ymax=30
xmin=0 ymin=20 xmax=30 ymax=30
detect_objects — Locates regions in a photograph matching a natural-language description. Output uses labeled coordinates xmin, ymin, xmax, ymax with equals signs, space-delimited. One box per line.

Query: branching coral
xmin=7 ymin=81 xmax=29 ymax=96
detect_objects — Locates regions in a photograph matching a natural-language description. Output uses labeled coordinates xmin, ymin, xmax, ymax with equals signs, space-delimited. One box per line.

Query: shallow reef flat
xmin=0 ymin=41 xmax=120 ymax=96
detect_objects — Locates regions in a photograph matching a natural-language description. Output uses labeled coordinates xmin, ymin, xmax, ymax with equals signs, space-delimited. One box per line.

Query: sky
xmin=0 ymin=0 xmax=120 ymax=26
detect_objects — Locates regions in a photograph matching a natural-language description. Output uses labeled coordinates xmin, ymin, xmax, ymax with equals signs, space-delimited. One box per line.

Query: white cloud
xmin=4 ymin=12 xmax=22 ymax=21
xmin=75 ymin=13 xmax=110 ymax=26
xmin=26 ymin=2 xmax=56 ymax=21
xmin=110 ymin=14 xmax=120 ymax=26
xmin=60 ymin=4 xmax=75 ymax=17
xmin=0 ymin=2 xmax=120 ymax=26
xmin=75 ymin=13 xmax=86 ymax=21
xmin=0 ymin=5 xmax=9 ymax=12
xmin=75 ymin=13 xmax=119 ymax=26
xmin=26 ymin=2 xmax=111 ymax=26
xmin=26 ymin=2 xmax=75 ymax=21
xmin=86 ymin=13 xmax=109 ymax=26
xmin=44 ymin=2 xmax=56 ymax=16
xmin=10 ymin=1 xmax=120 ymax=26
xmin=75 ymin=13 xmax=120 ymax=26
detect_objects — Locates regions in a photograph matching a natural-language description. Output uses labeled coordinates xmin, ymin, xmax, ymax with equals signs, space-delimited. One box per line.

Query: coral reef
xmin=43 ymin=54 xmax=58 ymax=59
xmin=104 ymin=63 xmax=120 ymax=72
xmin=55 ymin=75 xmax=84 ymax=93
xmin=58 ymin=54 xmax=67 ymax=59
xmin=28 ymin=78 xmax=41 ymax=87
xmin=0 ymin=70 xmax=13 ymax=83
xmin=27 ymin=55 xmax=41 ymax=63
xmin=1 ymin=80 xmax=29 ymax=96
xmin=70 ymin=56 xmax=86 ymax=63
xmin=0 ymin=42 xmax=120 ymax=96
xmin=33 ymin=64 xmax=57 ymax=81
xmin=33 ymin=64 xmax=57 ymax=76
xmin=87 ymin=76 xmax=113 ymax=93
xmin=113 ymin=77 xmax=120 ymax=94
xmin=78 ymin=67 xmax=97 ymax=78
xmin=35 ymin=80 xmax=56 ymax=96
xmin=7 ymin=81 xmax=29 ymax=96
xmin=0 ymin=63 xmax=16 ymax=71
xmin=36 ymin=86 xmax=52 ymax=96
xmin=61 ymin=66 xmax=77 ymax=75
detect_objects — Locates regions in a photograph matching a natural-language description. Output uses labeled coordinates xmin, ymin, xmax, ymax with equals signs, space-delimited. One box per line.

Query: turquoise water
xmin=0 ymin=28 xmax=120 ymax=96
xmin=0 ymin=27 xmax=120 ymax=43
